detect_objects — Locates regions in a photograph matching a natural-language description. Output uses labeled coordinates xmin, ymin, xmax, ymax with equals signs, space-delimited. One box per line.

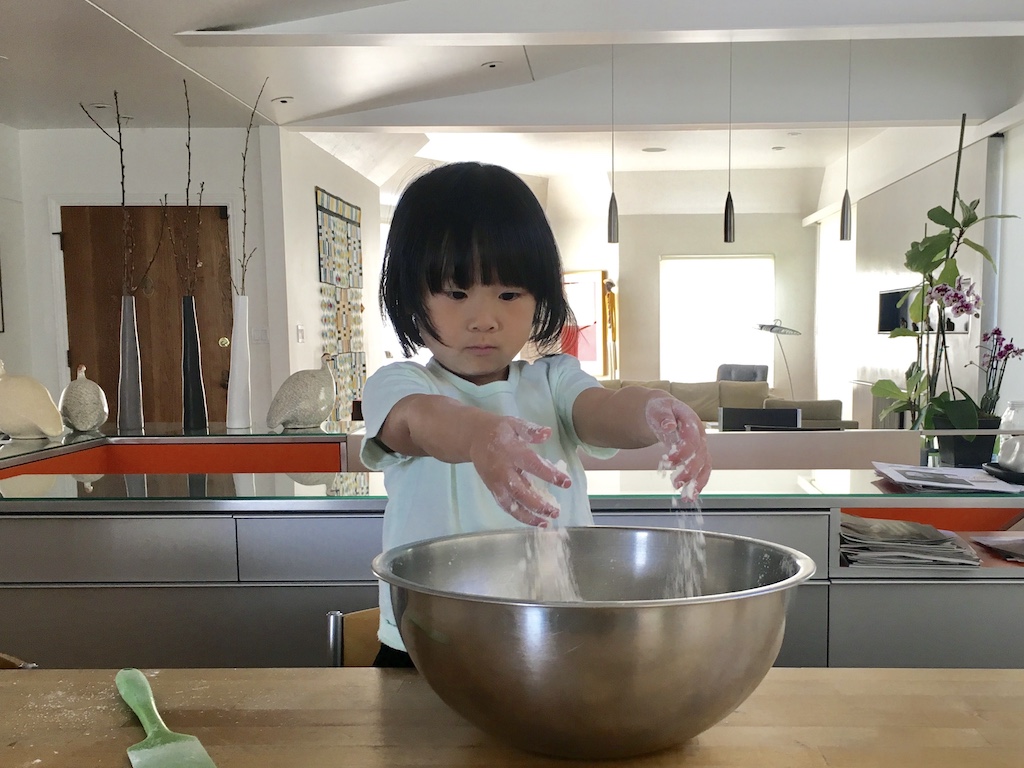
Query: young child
xmin=361 ymin=162 xmax=711 ymax=667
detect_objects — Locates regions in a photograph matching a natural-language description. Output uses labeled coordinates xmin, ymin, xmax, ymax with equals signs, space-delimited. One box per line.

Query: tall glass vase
xmin=226 ymin=295 xmax=251 ymax=429
xmin=117 ymin=295 xmax=144 ymax=433
xmin=181 ymin=295 xmax=208 ymax=433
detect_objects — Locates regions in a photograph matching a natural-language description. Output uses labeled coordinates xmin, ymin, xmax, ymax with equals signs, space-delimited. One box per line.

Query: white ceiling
xmin=3 ymin=0 xmax=1024 ymax=209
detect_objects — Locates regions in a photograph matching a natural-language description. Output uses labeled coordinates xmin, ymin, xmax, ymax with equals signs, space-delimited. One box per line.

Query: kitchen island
xmin=2 ymin=667 xmax=1022 ymax=767
xmin=3 ymin=430 xmax=1024 ymax=669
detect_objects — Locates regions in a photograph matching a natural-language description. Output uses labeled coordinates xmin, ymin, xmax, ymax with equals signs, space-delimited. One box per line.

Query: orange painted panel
xmin=842 ymin=507 xmax=1024 ymax=532
xmin=0 ymin=442 xmax=343 ymax=479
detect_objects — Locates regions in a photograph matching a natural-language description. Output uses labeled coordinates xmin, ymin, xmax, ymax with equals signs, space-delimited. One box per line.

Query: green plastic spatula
xmin=115 ymin=668 xmax=218 ymax=768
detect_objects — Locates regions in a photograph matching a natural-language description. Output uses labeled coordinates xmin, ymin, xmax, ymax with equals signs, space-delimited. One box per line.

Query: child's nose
xmin=468 ymin=302 xmax=499 ymax=331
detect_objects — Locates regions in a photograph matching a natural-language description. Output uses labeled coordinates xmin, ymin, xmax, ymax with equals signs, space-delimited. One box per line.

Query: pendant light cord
xmin=610 ymin=44 xmax=615 ymax=195
xmin=845 ymin=39 xmax=852 ymax=190
xmin=727 ymin=42 xmax=733 ymax=192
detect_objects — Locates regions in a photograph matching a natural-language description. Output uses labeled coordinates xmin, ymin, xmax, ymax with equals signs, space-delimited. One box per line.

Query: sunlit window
xmin=659 ymin=256 xmax=775 ymax=382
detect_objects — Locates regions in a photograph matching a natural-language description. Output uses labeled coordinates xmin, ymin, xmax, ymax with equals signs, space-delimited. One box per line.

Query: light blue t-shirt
xmin=360 ymin=354 xmax=616 ymax=651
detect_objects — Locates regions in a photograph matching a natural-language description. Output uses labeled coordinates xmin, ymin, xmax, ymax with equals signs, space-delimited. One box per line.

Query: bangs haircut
xmin=381 ymin=162 xmax=574 ymax=357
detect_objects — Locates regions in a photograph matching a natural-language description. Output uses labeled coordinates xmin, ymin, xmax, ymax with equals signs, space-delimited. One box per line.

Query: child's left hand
xmin=644 ymin=396 xmax=711 ymax=499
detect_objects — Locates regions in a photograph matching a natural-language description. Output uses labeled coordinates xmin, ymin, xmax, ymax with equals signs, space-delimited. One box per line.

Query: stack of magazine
xmin=840 ymin=513 xmax=981 ymax=567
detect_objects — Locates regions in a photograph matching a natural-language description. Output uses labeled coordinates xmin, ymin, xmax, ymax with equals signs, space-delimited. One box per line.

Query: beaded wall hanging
xmin=315 ymin=187 xmax=366 ymax=428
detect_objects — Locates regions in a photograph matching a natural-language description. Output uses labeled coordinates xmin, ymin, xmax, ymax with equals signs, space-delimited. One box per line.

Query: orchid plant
xmin=970 ymin=328 xmax=1024 ymax=415
xmin=871 ymin=115 xmax=1017 ymax=430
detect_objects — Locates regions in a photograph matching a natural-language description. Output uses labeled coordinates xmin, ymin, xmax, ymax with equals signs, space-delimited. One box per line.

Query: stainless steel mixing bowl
xmin=371 ymin=526 xmax=815 ymax=760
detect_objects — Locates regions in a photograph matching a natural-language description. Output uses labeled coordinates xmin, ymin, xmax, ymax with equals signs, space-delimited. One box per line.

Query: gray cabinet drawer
xmin=777 ymin=582 xmax=828 ymax=667
xmin=237 ymin=515 xmax=383 ymax=581
xmin=830 ymin=580 xmax=1024 ymax=668
xmin=0 ymin=583 xmax=378 ymax=668
xmin=594 ymin=511 xmax=828 ymax=578
xmin=0 ymin=517 xmax=237 ymax=583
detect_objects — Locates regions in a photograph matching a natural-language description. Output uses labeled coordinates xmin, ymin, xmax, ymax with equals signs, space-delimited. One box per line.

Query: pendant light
xmin=839 ymin=39 xmax=853 ymax=241
xmin=724 ymin=41 xmax=735 ymax=243
xmin=607 ymin=44 xmax=619 ymax=244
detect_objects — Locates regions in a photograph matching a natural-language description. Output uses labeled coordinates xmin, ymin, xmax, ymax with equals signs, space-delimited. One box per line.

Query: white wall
xmin=617 ymin=212 xmax=817 ymax=396
xmin=546 ymin=171 xmax=620 ymax=281
xmin=997 ymin=124 xmax=1024 ymax=412
xmin=814 ymin=210 xmax=857 ymax=418
xmin=18 ymin=127 xmax=273 ymax=415
xmin=851 ymin=141 xmax=989 ymax=387
xmin=261 ymin=128 xmax=384 ymax=386
xmin=835 ymin=140 xmax=993 ymax=427
xmin=0 ymin=124 xmax=26 ymax=373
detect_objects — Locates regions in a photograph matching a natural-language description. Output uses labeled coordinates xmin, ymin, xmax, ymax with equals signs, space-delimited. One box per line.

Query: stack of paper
xmin=970 ymin=535 xmax=1024 ymax=563
xmin=840 ymin=513 xmax=981 ymax=567
xmin=872 ymin=462 xmax=1024 ymax=493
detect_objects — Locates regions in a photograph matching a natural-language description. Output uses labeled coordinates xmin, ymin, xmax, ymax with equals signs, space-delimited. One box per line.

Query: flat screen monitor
xmin=878 ymin=288 xmax=913 ymax=333
xmin=718 ymin=407 xmax=802 ymax=432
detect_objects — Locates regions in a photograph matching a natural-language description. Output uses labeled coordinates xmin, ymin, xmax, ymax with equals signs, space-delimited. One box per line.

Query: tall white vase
xmin=226 ymin=295 xmax=252 ymax=429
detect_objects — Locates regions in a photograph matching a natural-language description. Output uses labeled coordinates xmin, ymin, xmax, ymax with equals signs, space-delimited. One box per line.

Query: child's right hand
xmin=468 ymin=416 xmax=572 ymax=526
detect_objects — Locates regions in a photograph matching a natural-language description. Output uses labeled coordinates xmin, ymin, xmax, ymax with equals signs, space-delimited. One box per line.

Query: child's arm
xmin=376 ymin=394 xmax=572 ymax=526
xmin=571 ymin=386 xmax=711 ymax=495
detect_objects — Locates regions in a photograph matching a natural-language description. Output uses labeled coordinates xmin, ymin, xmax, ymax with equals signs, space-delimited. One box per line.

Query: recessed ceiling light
xmin=271 ymin=96 xmax=294 ymax=105
xmin=772 ymin=146 xmax=786 ymax=151
xmin=642 ymin=147 xmax=667 ymax=153
xmin=481 ymin=61 xmax=502 ymax=69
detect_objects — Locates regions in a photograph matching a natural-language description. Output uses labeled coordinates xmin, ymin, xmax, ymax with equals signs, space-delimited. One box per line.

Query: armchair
xmin=716 ymin=364 xmax=769 ymax=382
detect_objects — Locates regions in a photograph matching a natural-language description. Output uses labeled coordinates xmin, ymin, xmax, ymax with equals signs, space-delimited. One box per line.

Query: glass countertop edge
xmin=3 ymin=469 xmax=1024 ymax=504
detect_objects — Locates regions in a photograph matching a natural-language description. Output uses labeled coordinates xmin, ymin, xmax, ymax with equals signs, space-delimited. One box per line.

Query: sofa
xmin=600 ymin=379 xmax=775 ymax=423
xmin=600 ymin=380 xmax=859 ymax=430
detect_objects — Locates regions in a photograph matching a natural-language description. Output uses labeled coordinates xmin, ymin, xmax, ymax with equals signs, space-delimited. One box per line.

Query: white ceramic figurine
xmin=59 ymin=364 xmax=109 ymax=432
xmin=0 ymin=360 xmax=64 ymax=440
xmin=266 ymin=353 xmax=338 ymax=430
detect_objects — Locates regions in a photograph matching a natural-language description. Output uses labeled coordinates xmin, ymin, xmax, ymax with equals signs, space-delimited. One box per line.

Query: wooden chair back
xmin=327 ymin=608 xmax=381 ymax=667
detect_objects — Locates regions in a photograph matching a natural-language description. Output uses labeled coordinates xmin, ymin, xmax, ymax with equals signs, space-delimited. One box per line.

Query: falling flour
xmin=661 ymin=452 xmax=707 ymax=598
xmin=522 ymin=460 xmax=583 ymax=602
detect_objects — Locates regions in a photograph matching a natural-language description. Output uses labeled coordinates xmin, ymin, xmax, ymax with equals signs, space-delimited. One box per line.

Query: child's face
xmin=420 ymin=282 xmax=536 ymax=385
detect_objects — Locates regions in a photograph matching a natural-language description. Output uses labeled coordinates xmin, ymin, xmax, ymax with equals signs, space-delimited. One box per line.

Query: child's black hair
xmin=380 ymin=162 xmax=575 ymax=357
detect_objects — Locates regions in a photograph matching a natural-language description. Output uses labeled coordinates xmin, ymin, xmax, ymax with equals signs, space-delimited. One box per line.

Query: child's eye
xmin=499 ymin=290 xmax=523 ymax=301
xmin=446 ymin=290 xmax=468 ymax=300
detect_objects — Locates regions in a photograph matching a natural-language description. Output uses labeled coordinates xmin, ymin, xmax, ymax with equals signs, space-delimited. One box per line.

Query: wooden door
xmin=61 ymin=205 xmax=233 ymax=425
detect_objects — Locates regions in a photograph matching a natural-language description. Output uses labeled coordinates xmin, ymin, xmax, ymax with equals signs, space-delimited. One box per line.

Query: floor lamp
xmin=757 ymin=320 xmax=801 ymax=398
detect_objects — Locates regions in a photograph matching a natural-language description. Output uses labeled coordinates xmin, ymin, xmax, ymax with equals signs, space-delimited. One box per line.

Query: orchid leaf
xmin=957 ymin=197 xmax=979 ymax=228
xmin=908 ymin=288 xmax=927 ymax=323
xmin=871 ymin=379 xmax=907 ymax=400
xmin=927 ymin=205 xmax=959 ymax=229
xmin=935 ymin=259 xmax=960 ymax=286
xmin=974 ymin=214 xmax=1018 ymax=221
xmin=904 ymin=232 xmax=953 ymax=272
xmin=962 ymin=237 xmax=994 ymax=266
xmin=939 ymin=398 xmax=980 ymax=430
xmin=888 ymin=327 xmax=918 ymax=338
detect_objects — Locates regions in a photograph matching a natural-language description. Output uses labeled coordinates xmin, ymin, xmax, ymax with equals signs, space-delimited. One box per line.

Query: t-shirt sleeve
xmin=359 ymin=362 xmax=437 ymax=470
xmin=546 ymin=354 xmax=619 ymax=460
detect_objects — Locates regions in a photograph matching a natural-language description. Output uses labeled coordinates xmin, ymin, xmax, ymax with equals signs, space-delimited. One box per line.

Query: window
xmin=659 ymin=256 xmax=775 ymax=382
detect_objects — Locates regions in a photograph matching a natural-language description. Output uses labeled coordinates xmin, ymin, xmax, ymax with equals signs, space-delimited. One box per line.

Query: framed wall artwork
xmin=315 ymin=187 xmax=366 ymax=431
xmin=562 ymin=269 xmax=608 ymax=377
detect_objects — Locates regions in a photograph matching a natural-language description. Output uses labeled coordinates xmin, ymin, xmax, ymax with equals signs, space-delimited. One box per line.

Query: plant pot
xmin=934 ymin=414 xmax=1000 ymax=468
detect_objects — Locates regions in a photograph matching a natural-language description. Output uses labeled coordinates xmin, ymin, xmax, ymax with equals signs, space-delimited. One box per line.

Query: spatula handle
xmin=116 ymin=668 xmax=171 ymax=737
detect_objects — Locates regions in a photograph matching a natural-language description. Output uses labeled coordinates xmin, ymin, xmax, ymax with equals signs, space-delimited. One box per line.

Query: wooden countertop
xmin=3 ymin=667 xmax=1023 ymax=767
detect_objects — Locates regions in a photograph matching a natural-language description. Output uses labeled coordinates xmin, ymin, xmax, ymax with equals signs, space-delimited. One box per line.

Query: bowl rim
xmin=370 ymin=525 xmax=817 ymax=608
